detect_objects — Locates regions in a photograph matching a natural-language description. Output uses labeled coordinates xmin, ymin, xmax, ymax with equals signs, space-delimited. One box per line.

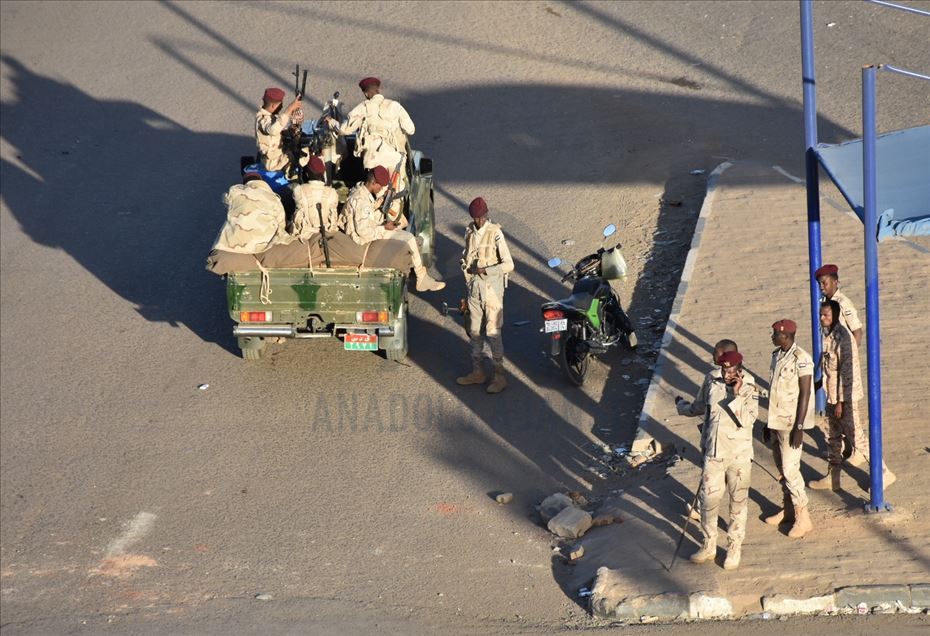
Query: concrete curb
xmin=599 ymin=162 xmax=929 ymax=623
xmin=591 ymin=583 xmax=930 ymax=622
xmin=632 ymin=161 xmax=731 ymax=450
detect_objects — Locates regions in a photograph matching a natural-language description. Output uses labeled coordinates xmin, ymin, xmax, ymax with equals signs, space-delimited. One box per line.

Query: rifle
xmin=316 ymin=202 xmax=332 ymax=268
xmin=379 ymin=153 xmax=407 ymax=223
xmin=308 ymin=91 xmax=342 ymax=156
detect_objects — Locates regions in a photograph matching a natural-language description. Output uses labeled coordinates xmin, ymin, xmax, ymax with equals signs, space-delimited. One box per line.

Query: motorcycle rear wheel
xmin=559 ymin=330 xmax=589 ymax=386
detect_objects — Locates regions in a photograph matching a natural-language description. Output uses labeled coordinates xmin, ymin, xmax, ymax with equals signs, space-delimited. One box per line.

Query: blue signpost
xmin=799 ymin=0 xmax=825 ymax=414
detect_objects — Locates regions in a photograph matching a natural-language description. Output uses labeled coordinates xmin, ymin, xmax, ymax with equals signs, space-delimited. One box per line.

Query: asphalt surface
xmin=2 ymin=1 xmax=928 ymax=632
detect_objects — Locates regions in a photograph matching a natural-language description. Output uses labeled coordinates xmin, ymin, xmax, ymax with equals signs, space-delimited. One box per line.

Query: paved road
xmin=2 ymin=1 xmax=928 ymax=631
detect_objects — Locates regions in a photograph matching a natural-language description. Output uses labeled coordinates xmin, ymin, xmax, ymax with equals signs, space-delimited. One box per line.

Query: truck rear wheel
xmin=238 ymin=336 xmax=266 ymax=360
xmin=385 ymin=307 xmax=408 ymax=363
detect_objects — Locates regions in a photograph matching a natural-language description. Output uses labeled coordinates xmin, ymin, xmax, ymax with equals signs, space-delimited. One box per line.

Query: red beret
xmin=814 ymin=264 xmax=839 ymax=279
xmin=308 ymin=156 xmax=326 ymax=175
xmin=358 ymin=77 xmax=381 ymax=90
xmin=468 ymin=197 xmax=488 ymax=219
xmin=717 ymin=351 xmax=743 ymax=368
xmin=772 ymin=319 xmax=797 ymax=334
xmin=263 ymin=87 xmax=285 ymax=102
xmin=371 ymin=165 xmax=390 ymax=186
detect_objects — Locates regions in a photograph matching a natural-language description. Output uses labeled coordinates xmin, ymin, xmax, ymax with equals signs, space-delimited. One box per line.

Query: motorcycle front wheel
xmin=559 ymin=327 xmax=589 ymax=386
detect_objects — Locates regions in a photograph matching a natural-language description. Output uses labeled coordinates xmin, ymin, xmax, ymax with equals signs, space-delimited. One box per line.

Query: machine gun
xmin=281 ymin=64 xmax=309 ymax=180
xmin=379 ymin=153 xmax=408 ymax=223
xmin=307 ymin=91 xmax=342 ymax=156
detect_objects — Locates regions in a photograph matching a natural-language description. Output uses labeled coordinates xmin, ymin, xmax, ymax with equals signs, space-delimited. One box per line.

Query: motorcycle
xmin=541 ymin=224 xmax=637 ymax=386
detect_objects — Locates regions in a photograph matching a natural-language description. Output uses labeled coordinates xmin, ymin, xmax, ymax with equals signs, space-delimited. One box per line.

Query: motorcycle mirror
xmin=547 ymin=257 xmax=562 ymax=268
xmin=603 ymin=224 xmax=617 ymax=238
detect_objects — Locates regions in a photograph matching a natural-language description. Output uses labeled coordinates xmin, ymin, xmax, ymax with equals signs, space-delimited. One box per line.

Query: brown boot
xmin=764 ymin=493 xmax=795 ymax=526
xmin=456 ymin=361 xmax=487 ymax=385
xmin=414 ymin=270 xmax=446 ymax=292
xmin=723 ymin=541 xmax=742 ymax=570
xmin=689 ymin=539 xmax=716 ymax=564
xmin=809 ymin=465 xmax=841 ymax=491
xmin=486 ymin=364 xmax=507 ymax=394
xmin=788 ymin=505 xmax=813 ymax=539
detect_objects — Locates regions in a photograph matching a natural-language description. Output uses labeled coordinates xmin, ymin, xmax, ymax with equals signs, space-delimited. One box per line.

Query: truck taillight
xmin=357 ymin=310 xmax=389 ymax=323
xmin=240 ymin=311 xmax=272 ymax=322
xmin=543 ymin=309 xmax=564 ymax=320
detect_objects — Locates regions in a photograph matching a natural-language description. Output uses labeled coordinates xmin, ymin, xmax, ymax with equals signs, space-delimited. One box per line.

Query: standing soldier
xmin=815 ymin=264 xmax=863 ymax=345
xmin=456 ymin=198 xmax=514 ymax=394
xmin=809 ymin=301 xmax=895 ymax=491
xmin=255 ymin=87 xmax=303 ymax=172
xmin=764 ymin=319 xmax=815 ymax=539
xmin=682 ymin=351 xmax=759 ymax=570
xmin=343 ymin=166 xmax=444 ymax=293
xmin=340 ymin=77 xmax=415 ymax=164
xmin=676 ymin=339 xmax=740 ymax=521
xmin=815 ymin=263 xmax=866 ymax=464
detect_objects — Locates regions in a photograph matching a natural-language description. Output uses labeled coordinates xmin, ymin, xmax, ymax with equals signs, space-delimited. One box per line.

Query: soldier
xmin=764 ymin=319 xmax=815 ymax=539
xmin=815 ymin=264 xmax=862 ymax=345
xmin=809 ymin=301 xmax=895 ymax=491
xmin=213 ymin=172 xmax=292 ymax=255
xmin=340 ymin=77 xmax=415 ymax=162
xmin=682 ymin=351 xmax=759 ymax=569
xmin=343 ymin=166 xmax=444 ymax=293
xmin=291 ymin=157 xmax=340 ymax=239
xmin=255 ymin=87 xmax=303 ymax=172
xmin=676 ymin=339 xmax=740 ymax=522
xmin=815 ymin=263 xmax=865 ymax=463
xmin=455 ymin=198 xmax=514 ymax=394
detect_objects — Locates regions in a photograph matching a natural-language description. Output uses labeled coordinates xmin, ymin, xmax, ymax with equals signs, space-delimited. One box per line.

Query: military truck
xmin=227 ymin=134 xmax=435 ymax=362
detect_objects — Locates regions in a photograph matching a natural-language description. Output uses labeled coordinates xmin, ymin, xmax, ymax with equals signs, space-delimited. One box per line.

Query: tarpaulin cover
xmin=816 ymin=125 xmax=930 ymax=239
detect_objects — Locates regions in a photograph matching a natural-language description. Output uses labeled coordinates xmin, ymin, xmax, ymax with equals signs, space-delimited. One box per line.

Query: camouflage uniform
xmin=767 ymin=343 xmax=815 ymax=509
xmin=213 ymin=180 xmax=291 ymax=254
xmin=255 ymin=107 xmax=291 ymax=172
xmin=291 ymin=181 xmax=340 ymax=239
xmin=461 ymin=221 xmax=514 ymax=369
xmin=821 ymin=323 xmax=888 ymax=473
xmin=827 ymin=290 xmax=863 ymax=337
xmin=681 ymin=371 xmax=759 ymax=550
xmin=340 ymin=93 xmax=415 ymax=157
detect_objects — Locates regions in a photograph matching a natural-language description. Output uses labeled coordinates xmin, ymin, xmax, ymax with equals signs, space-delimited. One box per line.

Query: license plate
xmin=545 ymin=319 xmax=568 ymax=333
xmin=344 ymin=333 xmax=378 ymax=351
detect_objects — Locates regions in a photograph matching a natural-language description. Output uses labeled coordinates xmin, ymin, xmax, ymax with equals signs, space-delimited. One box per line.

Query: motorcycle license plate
xmin=344 ymin=333 xmax=378 ymax=351
xmin=544 ymin=319 xmax=568 ymax=333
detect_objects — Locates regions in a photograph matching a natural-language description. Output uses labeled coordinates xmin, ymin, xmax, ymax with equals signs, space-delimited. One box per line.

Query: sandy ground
xmin=1 ymin=1 xmax=928 ymax=632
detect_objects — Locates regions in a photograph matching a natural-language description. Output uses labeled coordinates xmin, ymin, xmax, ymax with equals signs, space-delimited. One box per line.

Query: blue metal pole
xmin=800 ymin=0 xmax=825 ymax=413
xmin=861 ymin=65 xmax=886 ymax=511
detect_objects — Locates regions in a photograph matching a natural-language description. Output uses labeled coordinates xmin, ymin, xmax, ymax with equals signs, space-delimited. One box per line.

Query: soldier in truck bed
xmin=255 ymin=87 xmax=303 ymax=172
xmin=339 ymin=77 xmax=415 ymax=165
xmin=343 ymin=166 xmax=444 ymax=293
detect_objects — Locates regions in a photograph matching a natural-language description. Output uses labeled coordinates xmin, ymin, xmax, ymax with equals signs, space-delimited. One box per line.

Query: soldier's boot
xmin=486 ymin=364 xmax=507 ymax=394
xmin=414 ymin=267 xmax=446 ymax=292
xmin=764 ymin=493 xmax=795 ymax=526
xmin=688 ymin=539 xmax=717 ymax=564
xmin=809 ymin=465 xmax=841 ymax=491
xmin=723 ymin=541 xmax=742 ymax=570
xmin=846 ymin=449 xmax=867 ymax=467
xmin=788 ymin=505 xmax=813 ymax=539
xmin=456 ymin=360 xmax=487 ymax=386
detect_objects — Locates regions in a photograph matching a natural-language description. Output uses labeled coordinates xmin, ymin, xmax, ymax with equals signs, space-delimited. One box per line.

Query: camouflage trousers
xmin=467 ymin=276 xmax=505 ymax=366
xmin=699 ymin=456 xmax=751 ymax=545
xmin=826 ymin=401 xmax=887 ymax=471
xmin=772 ymin=429 xmax=809 ymax=508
